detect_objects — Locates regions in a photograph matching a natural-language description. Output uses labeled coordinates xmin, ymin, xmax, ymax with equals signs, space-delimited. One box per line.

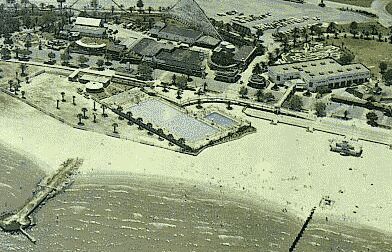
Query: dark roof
xmin=131 ymin=38 xmax=174 ymax=57
xmin=159 ymin=25 xmax=202 ymax=40
xmin=70 ymin=25 xmax=106 ymax=36
xmin=233 ymin=45 xmax=256 ymax=62
xmin=155 ymin=48 xmax=204 ymax=71
xmin=106 ymin=43 xmax=126 ymax=53
xmin=196 ymin=36 xmax=221 ymax=47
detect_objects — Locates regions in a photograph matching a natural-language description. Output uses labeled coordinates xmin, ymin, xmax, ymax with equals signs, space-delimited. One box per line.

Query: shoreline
xmin=1 ymin=92 xmax=392 ymax=236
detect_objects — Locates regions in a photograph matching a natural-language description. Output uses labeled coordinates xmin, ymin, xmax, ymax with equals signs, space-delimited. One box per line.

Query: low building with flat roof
xmin=268 ymin=59 xmax=371 ymax=92
xmin=154 ymin=48 xmax=205 ymax=77
xmin=195 ymin=35 xmax=221 ymax=49
xmin=70 ymin=25 xmax=107 ymax=38
xmin=131 ymin=38 xmax=175 ymax=58
xmin=154 ymin=24 xmax=203 ymax=45
xmin=74 ymin=17 xmax=103 ymax=27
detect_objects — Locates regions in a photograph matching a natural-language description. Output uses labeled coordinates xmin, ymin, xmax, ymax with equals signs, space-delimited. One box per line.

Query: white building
xmin=74 ymin=17 xmax=103 ymax=27
xmin=268 ymin=59 xmax=371 ymax=92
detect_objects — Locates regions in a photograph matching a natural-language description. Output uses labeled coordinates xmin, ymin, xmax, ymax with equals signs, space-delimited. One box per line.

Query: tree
xmin=48 ymin=51 xmax=56 ymax=63
xmin=383 ymin=69 xmax=392 ymax=86
xmin=227 ymin=100 xmax=233 ymax=110
xmin=253 ymin=63 xmax=262 ymax=75
xmin=288 ymin=95 xmax=303 ymax=111
xmin=171 ymin=74 xmax=177 ymax=85
xmin=148 ymin=6 xmax=153 ymax=13
xmin=81 ymin=107 xmax=88 ymax=119
xmin=379 ymin=62 xmax=388 ymax=74
xmin=60 ymin=91 xmax=66 ymax=102
xmin=239 ymin=86 xmax=248 ymax=98
xmin=326 ymin=22 xmax=337 ymax=34
xmin=314 ymin=101 xmax=326 ymax=117
xmin=60 ymin=51 xmax=70 ymax=65
xmin=338 ymin=50 xmax=355 ymax=65
xmin=137 ymin=62 xmax=153 ymax=81
xmin=77 ymin=113 xmax=84 ymax=126
xmin=255 ymin=89 xmax=264 ymax=102
xmin=176 ymin=75 xmax=188 ymax=90
xmin=176 ymin=89 xmax=183 ymax=99
xmin=349 ymin=21 xmax=358 ymax=33
xmin=264 ymin=92 xmax=275 ymax=102
xmin=112 ymin=123 xmax=119 ymax=133
xmin=78 ymin=55 xmax=89 ymax=67
xmin=1 ymin=48 xmax=11 ymax=60
xmin=366 ymin=111 xmax=378 ymax=126
xmin=96 ymin=59 xmax=105 ymax=70
xmin=162 ymin=82 xmax=169 ymax=92
xmin=20 ymin=63 xmax=27 ymax=77
xmin=137 ymin=0 xmax=144 ymax=12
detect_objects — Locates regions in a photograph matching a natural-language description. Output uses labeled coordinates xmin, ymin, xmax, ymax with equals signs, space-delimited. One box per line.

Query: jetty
xmin=289 ymin=206 xmax=317 ymax=252
xmin=0 ymin=158 xmax=83 ymax=243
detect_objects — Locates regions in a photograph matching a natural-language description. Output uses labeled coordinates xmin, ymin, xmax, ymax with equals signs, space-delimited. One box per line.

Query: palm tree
xmin=176 ymin=89 xmax=183 ymax=99
xmin=81 ymin=107 xmax=88 ymax=119
xmin=57 ymin=0 xmax=66 ymax=10
xmin=177 ymin=138 xmax=186 ymax=145
xmin=77 ymin=113 xmax=84 ymax=126
xmin=171 ymin=74 xmax=177 ymax=85
xmin=48 ymin=51 xmax=56 ymax=64
xmin=126 ymin=111 xmax=133 ymax=125
xmin=20 ymin=63 xmax=27 ymax=77
xmin=196 ymin=99 xmax=202 ymax=109
xmin=366 ymin=111 xmax=378 ymax=126
xmin=8 ymin=80 xmax=14 ymax=91
xmin=227 ymin=100 xmax=233 ymax=110
xmin=60 ymin=92 xmax=66 ymax=102
xmin=162 ymin=82 xmax=169 ymax=92
xmin=137 ymin=0 xmax=144 ymax=13
xmin=136 ymin=117 xmax=143 ymax=130
xmin=117 ymin=106 xmax=124 ymax=120
xmin=101 ymin=104 xmax=108 ymax=117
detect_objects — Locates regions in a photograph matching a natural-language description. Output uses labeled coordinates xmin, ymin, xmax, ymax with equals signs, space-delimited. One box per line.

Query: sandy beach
xmin=1 ymin=92 xmax=392 ymax=236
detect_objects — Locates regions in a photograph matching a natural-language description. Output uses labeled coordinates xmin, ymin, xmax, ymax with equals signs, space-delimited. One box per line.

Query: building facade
xmin=268 ymin=59 xmax=371 ymax=92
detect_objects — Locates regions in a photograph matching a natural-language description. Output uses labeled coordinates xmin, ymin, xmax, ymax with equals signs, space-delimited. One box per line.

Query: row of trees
xmin=379 ymin=62 xmax=392 ymax=85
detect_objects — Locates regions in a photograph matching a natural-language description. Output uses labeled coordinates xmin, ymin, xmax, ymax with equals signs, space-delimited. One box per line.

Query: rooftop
xmin=70 ymin=25 xmax=107 ymax=36
xmin=269 ymin=59 xmax=370 ymax=80
xmin=196 ymin=35 xmax=221 ymax=47
xmin=155 ymin=48 xmax=204 ymax=71
xmin=233 ymin=45 xmax=257 ymax=63
xmin=131 ymin=38 xmax=174 ymax=57
xmin=75 ymin=17 xmax=102 ymax=27
xmin=159 ymin=25 xmax=203 ymax=40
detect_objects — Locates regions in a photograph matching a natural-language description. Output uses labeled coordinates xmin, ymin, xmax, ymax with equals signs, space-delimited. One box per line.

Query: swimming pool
xmin=129 ymin=100 xmax=218 ymax=142
xmin=204 ymin=112 xmax=236 ymax=128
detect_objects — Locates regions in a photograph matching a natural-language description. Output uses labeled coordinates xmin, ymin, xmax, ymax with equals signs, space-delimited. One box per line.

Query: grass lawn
xmin=336 ymin=21 xmax=390 ymax=34
xmin=387 ymin=1 xmax=392 ymax=16
xmin=325 ymin=38 xmax=392 ymax=76
xmin=326 ymin=0 xmax=374 ymax=7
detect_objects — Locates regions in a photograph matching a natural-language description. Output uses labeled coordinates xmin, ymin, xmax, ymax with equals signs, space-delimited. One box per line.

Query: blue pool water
xmin=129 ymin=100 xmax=218 ymax=141
xmin=205 ymin=112 xmax=236 ymax=127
